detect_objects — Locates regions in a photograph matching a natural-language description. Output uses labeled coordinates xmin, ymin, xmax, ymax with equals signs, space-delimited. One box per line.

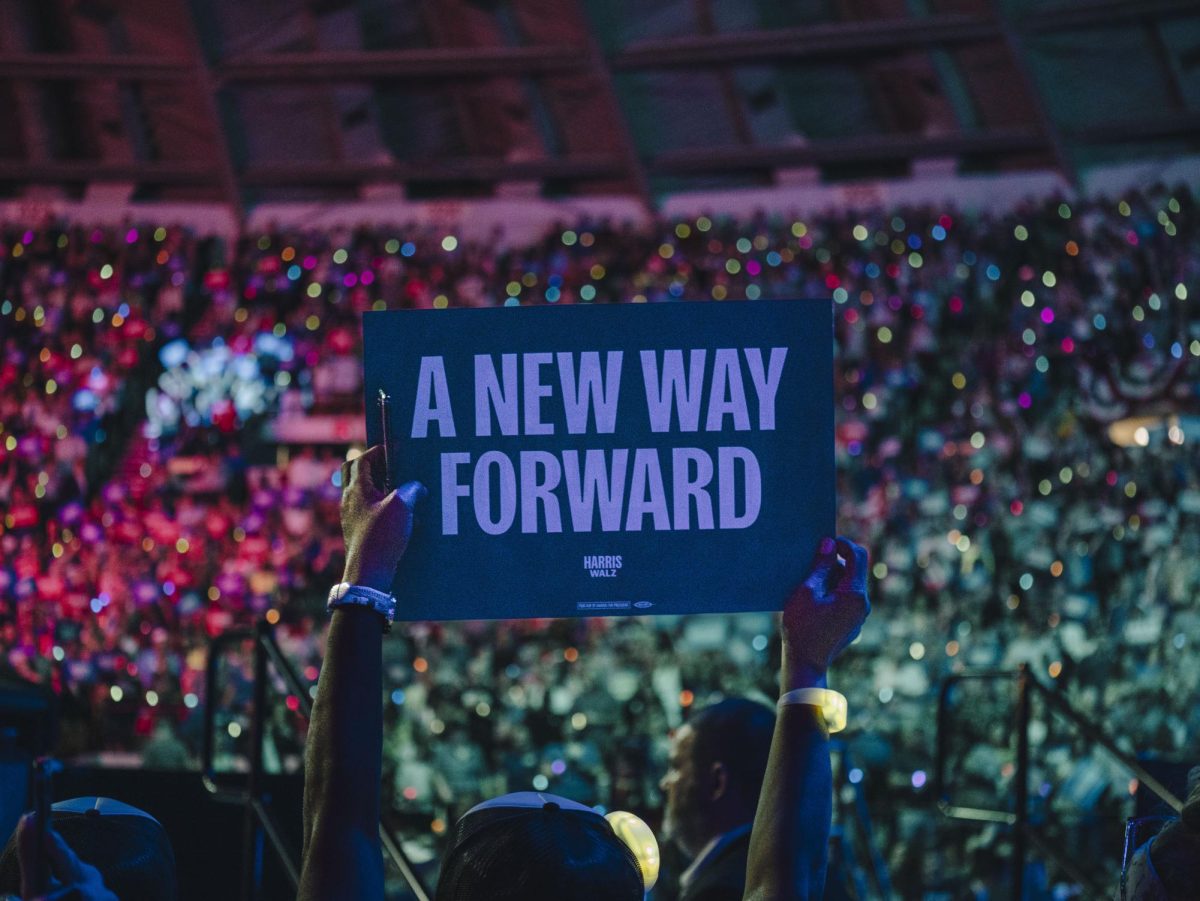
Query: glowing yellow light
xmin=305 ymin=314 xmax=320 ymax=330
xmin=433 ymin=295 xmax=449 ymax=309
xmin=852 ymin=225 xmax=869 ymax=241
xmin=1048 ymin=661 xmax=1062 ymax=678
xmin=1014 ymin=225 xmax=1028 ymax=241
xmin=606 ymin=811 xmax=661 ymax=892
xmin=266 ymin=609 xmax=281 ymax=625
xmin=674 ymin=223 xmax=691 ymax=239
xmin=175 ymin=538 xmax=190 ymax=554
xmin=877 ymin=327 xmax=893 ymax=344
xmin=951 ymin=372 xmax=966 ymax=390
xmin=659 ymin=243 xmax=674 ymax=259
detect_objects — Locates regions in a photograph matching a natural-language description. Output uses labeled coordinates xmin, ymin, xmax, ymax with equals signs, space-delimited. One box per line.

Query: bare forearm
xmin=743 ymin=705 xmax=831 ymax=901
xmin=743 ymin=648 xmax=833 ymax=900
xmin=302 ymin=608 xmax=384 ymax=851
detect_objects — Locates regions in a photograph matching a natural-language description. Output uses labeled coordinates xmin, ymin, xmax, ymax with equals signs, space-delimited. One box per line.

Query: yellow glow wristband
xmin=777 ymin=688 xmax=848 ymax=733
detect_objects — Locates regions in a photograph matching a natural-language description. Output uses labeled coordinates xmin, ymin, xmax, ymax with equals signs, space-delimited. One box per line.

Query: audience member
xmin=297 ymin=446 xmax=868 ymax=898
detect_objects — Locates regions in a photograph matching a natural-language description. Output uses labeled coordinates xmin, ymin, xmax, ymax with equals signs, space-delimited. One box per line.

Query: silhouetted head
xmin=435 ymin=792 xmax=645 ymax=901
xmin=1122 ymin=767 xmax=1200 ymax=900
xmin=660 ymin=697 xmax=775 ymax=856
xmin=0 ymin=797 xmax=177 ymax=901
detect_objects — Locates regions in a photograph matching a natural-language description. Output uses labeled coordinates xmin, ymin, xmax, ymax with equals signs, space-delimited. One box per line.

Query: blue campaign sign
xmin=363 ymin=300 xmax=833 ymax=621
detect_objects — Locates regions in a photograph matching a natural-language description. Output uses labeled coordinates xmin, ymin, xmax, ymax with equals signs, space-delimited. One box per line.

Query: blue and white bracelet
xmin=327 ymin=582 xmax=397 ymax=633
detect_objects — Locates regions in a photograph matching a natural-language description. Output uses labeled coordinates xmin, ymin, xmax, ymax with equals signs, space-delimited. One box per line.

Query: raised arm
xmin=298 ymin=446 xmax=424 ymax=901
xmin=743 ymin=537 xmax=870 ymax=901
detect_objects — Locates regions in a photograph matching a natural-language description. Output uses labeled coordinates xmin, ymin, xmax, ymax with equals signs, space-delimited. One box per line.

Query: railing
xmin=202 ymin=620 xmax=431 ymax=901
xmin=934 ymin=664 xmax=1185 ymax=901
xmin=830 ymin=740 xmax=892 ymax=899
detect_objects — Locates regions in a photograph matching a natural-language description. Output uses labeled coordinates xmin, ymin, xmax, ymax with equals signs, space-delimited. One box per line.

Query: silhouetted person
xmin=660 ymin=699 xmax=775 ymax=901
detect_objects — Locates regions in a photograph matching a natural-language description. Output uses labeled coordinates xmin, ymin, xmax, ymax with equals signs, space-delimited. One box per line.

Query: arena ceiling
xmin=1 ymin=0 xmax=1199 ymax=212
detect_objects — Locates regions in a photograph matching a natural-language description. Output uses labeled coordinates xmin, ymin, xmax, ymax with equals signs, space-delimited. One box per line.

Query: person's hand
xmin=339 ymin=445 xmax=426 ymax=592
xmin=780 ymin=537 xmax=871 ymax=691
xmin=15 ymin=813 xmax=117 ymax=901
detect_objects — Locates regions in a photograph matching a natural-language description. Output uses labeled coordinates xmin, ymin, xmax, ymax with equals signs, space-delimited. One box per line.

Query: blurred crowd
xmin=1 ymin=183 xmax=1197 ymax=890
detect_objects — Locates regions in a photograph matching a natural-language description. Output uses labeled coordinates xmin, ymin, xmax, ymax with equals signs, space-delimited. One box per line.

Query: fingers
xmin=46 ymin=829 xmax=85 ymax=885
xmin=16 ymin=813 xmax=37 ymax=896
xmin=343 ymin=446 xmax=387 ymax=500
xmin=835 ymin=537 xmax=869 ymax=593
xmin=394 ymin=480 xmax=428 ymax=511
xmin=804 ymin=536 xmax=838 ymax=591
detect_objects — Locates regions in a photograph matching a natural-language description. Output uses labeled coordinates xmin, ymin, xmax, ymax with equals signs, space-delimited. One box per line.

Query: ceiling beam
xmin=0 ymin=160 xmax=217 ymax=182
xmin=614 ymin=0 xmax=1200 ymax=70
xmin=218 ymin=46 xmax=586 ymax=82
xmin=615 ymin=15 xmax=1001 ymax=69
xmin=0 ymin=54 xmax=192 ymax=80
xmin=240 ymin=154 xmax=626 ymax=186
xmin=650 ymin=129 xmax=1048 ymax=174
xmin=1071 ymin=112 xmax=1200 ymax=144
xmin=1022 ymin=0 xmax=1200 ymax=33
